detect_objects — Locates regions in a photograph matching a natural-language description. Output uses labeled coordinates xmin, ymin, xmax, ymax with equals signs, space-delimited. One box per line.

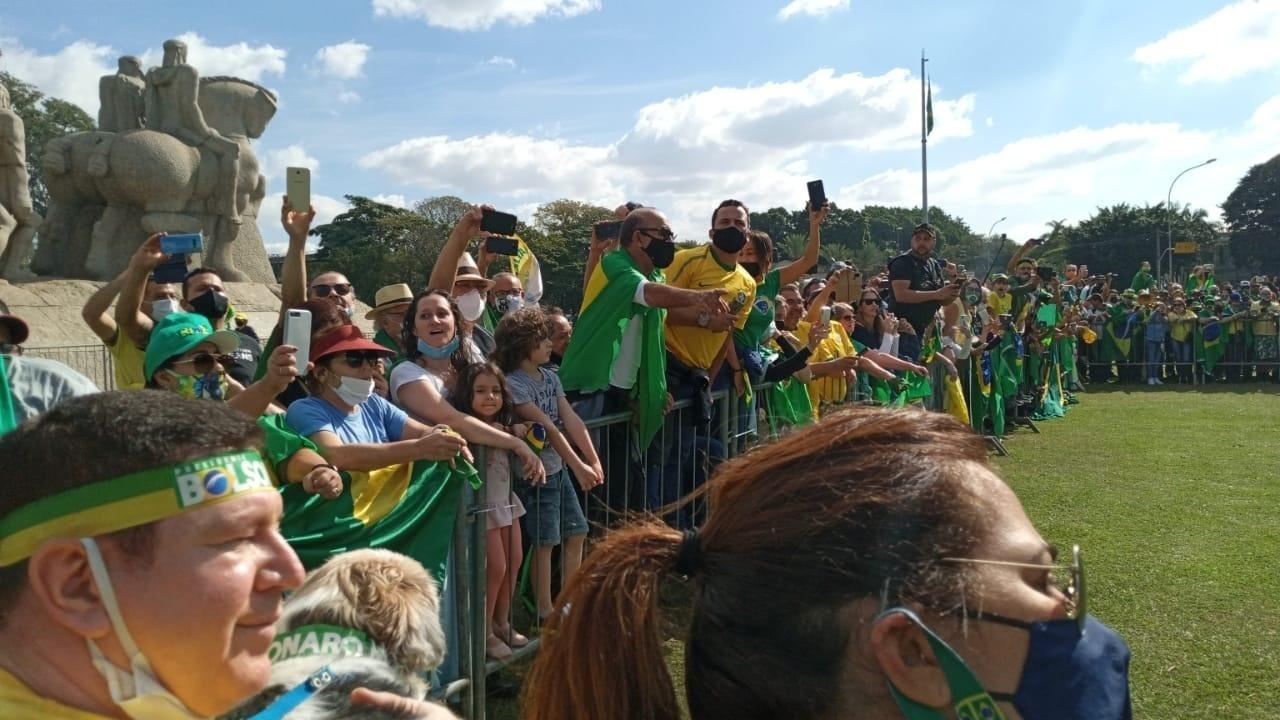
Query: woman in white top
xmin=390 ymin=289 xmax=546 ymax=483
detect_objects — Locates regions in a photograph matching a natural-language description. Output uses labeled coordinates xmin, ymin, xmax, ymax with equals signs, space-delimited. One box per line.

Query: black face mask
xmin=741 ymin=261 xmax=762 ymax=278
xmin=645 ymin=239 xmax=676 ymax=269
xmin=190 ymin=290 xmax=229 ymax=322
xmin=711 ymin=226 xmax=748 ymax=254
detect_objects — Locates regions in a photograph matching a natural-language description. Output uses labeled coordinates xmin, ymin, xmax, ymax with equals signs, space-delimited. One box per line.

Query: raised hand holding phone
xmin=283 ymin=309 xmax=312 ymax=376
xmin=286 ymin=167 xmax=311 ymax=221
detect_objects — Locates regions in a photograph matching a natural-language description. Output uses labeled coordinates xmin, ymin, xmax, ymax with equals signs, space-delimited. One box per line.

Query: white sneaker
xmin=1147 ymin=378 xmax=1156 ymax=386
xmin=1154 ymin=378 xmax=1164 ymax=385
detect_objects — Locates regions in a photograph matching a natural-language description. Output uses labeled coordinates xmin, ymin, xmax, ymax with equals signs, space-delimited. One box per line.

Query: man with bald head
xmin=558 ymin=207 xmax=725 ymax=457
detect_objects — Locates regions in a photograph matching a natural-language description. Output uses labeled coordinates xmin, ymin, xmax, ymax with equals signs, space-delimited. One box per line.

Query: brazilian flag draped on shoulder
xmin=1029 ymin=304 xmax=1068 ymax=420
xmin=758 ymin=348 xmax=812 ymax=437
xmin=0 ymin=355 xmax=16 ymax=437
xmin=1194 ymin=307 xmax=1225 ymax=375
xmin=258 ymin=415 xmax=480 ymax=584
xmin=558 ymin=249 xmax=668 ymax=448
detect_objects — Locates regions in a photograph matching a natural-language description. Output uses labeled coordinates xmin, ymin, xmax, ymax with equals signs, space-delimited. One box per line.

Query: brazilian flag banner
xmin=0 ymin=355 xmax=16 ymax=437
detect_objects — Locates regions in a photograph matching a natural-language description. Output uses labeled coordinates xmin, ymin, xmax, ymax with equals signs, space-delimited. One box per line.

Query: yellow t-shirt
xmin=663 ymin=246 xmax=756 ymax=370
xmin=1167 ymin=309 xmax=1198 ymax=342
xmin=1250 ymin=302 xmax=1279 ymax=337
xmin=0 ymin=667 xmax=112 ymax=720
xmin=797 ymin=320 xmax=856 ymax=415
xmin=107 ymin=331 xmax=147 ymax=390
xmin=987 ymin=292 xmax=1012 ymax=318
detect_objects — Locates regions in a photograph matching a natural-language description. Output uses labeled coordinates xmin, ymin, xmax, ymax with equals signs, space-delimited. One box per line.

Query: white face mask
xmin=456 ymin=290 xmax=485 ymax=323
xmin=149 ymin=298 xmax=179 ymax=322
xmin=332 ymin=375 xmax=375 ymax=406
xmin=80 ymin=538 xmax=203 ymax=720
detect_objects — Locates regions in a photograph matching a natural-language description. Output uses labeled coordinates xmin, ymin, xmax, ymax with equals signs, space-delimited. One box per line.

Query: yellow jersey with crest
xmin=663 ymin=246 xmax=756 ymax=370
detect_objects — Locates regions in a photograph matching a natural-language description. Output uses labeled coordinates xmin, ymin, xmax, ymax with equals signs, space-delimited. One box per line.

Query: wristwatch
xmin=697 ymin=311 xmax=711 ymax=328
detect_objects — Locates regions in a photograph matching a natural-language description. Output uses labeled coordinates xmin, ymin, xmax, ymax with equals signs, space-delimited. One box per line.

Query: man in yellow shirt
xmin=1249 ymin=287 xmax=1279 ymax=382
xmin=80 ymin=268 xmax=179 ymax=390
xmin=987 ymin=274 xmax=1014 ymax=318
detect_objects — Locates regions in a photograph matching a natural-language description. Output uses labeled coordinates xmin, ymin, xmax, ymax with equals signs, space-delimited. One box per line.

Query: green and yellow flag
xmin=0 ymin=355 xmax=16 ymax=437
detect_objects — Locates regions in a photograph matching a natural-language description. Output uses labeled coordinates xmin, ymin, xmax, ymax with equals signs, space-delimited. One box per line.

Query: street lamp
xmin=1165 ymin=158 xmax=1216 ymax=282
xmin=987 ymin=216 xmax=1007 ymax=237
xmin=985 ymin=217 xmax=1007 ymax=273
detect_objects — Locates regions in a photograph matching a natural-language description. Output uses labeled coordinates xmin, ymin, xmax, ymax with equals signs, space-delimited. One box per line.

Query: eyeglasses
xmin=637 ymin=227 xmax=676 ymax=243
xmin=342 ymin=350 xmax=384 ymax=368
xmin=310 ymin=283 xmax=353 ymax=298
xmin=170 ymin=353 xmax=235 ymax=374
xmin=837 ymin=314 xmax=855 ymax=322
xmin=944 ymin=544 xmax=1086 ymax=631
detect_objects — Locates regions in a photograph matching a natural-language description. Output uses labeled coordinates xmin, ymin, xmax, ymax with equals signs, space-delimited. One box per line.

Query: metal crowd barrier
xmin=23 ymin=343 xmax=117 ymax=390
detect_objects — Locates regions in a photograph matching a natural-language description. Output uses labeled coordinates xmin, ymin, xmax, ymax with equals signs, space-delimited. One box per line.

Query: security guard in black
xmin=888 ymin=223 xmax=958 ymax=335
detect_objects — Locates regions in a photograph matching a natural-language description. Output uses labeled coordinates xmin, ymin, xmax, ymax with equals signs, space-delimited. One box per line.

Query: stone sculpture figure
xmin=30 ymin=39 xmax=278 ymax=283
xmin=144 ymin=39 xmax=241 ymax=223
xmin=0 ymin=82 xmax=41 ymax=278
xmin=98 ymin=56 xmax=146 ymax=132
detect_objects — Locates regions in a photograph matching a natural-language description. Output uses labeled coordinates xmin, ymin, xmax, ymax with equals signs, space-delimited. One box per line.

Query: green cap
xmin=144 ymin=312 xmax=242 ymax=381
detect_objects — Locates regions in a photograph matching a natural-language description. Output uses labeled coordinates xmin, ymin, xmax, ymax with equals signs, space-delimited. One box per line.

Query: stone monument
xmin=24 ymin=38 xmax=278 ymax=283
xmin=0 ymin=81 xmax=41 ymax=279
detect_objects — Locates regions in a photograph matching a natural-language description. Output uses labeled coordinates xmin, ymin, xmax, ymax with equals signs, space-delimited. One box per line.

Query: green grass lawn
xmin=995 ymin=385 xmax=1280 ymax=719
xmin=483 ymin=386 xmax=1280 ymax=719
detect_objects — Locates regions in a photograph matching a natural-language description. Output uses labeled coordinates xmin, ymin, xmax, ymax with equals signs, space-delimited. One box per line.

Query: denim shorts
xmin=517 ymin=468 xmax=588 ymax=546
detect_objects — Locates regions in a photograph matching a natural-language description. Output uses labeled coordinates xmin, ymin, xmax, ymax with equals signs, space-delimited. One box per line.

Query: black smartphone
xmin=1027 ymin=237 xmax=1044 ymax=246
xmin=595 ymin=220 xmax=622 ymax=240
xmin=484 ymin=235 xmax=519 ymax=256
xmin=1036 ymin=266 xmax=1055 ymax=281
xmin=480 ymin=209 xmax=518 ymax=236
xmin=807 ymin=180 xmax=826 ymax=211
xmin=152 ymin=255 xmax=188 ymax=284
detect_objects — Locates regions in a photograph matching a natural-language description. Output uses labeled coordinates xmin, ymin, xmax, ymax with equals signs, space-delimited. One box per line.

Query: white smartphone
xmin=286 ymin=167 xmax=311 ymax=215
xmin=283 ymin=309 xmax=312 ymax=376
xmin=819 ymin=306 xmax=832 ymax=325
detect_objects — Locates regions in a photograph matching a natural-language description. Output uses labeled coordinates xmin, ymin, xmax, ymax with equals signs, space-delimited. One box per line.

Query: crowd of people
xmin=8 ymin=188 xmax=1268 ymax=718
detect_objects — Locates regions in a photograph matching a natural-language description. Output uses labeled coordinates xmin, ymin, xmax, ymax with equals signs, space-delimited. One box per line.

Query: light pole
xmin=1165 ymin=158 xmax=1215 ymax=282
xmin=985 ymin=217 xmax=1006 ymax=273
xmin=987 ymin=216 xmax=1007 ymax=238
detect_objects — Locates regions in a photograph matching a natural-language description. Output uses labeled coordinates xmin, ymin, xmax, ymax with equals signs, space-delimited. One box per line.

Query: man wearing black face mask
xmin=559 ymin=208 xmax=725 ymax=510
xmin=118 ymin=233 xmax=260 ymax=388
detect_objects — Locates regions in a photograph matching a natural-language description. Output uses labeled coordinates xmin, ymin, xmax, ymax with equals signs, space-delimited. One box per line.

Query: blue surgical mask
xmin=417 ymin=335 xmax=459 ymax=360
xmin=880 ymin=607 xmax=1132 ymax=720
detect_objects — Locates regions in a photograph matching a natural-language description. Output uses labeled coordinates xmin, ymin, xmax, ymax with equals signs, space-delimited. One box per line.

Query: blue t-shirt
xmin=507 ymin=366 xmax=566 ymax=474
xmin=285 ymin=394 xmax=409 ymax=445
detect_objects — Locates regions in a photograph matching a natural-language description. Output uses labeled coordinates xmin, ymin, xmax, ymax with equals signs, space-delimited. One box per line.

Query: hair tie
xmin=674 ymin=528 xmax=701 ymax=576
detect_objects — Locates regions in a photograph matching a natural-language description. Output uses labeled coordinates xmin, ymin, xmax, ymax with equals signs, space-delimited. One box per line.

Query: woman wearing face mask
xmin=525 ymin=408 xmax=1133 ymax=720
xmin=390 ymin=289 xmax=547 ymax=484
xmin=284 ymin=324 xmax=469 ymax=471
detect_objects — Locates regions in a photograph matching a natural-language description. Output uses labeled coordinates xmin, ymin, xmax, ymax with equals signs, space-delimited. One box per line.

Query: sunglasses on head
xmin=341 ymin=350 xmax=384 ymax=368
xmin=170 ymin=352 xmax=235 ymax=374
xmin=311 ymin=283 xmax=353 ymax=298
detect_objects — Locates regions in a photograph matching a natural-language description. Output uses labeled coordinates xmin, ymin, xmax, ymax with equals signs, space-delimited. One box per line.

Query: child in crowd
xmin=1144 ymin=302 xmax=1169 ymax=385
xmin=493 ymin=306 xmax=604 ymax=623
xmin=988 ymin=274 xmax=1013 ymax=318
xmin=452 ymin=361 xmax=529 ymax=660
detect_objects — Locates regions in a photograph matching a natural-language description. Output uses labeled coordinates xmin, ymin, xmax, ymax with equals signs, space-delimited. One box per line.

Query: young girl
xmin=452 ymin=361 xmax=530 ymax=660
xmin=493 ymin=306 xmax=604 ymax=623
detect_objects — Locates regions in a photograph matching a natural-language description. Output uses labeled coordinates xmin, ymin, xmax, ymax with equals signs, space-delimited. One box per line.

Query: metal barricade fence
xmin=24 ymin=344 xmax=117 ymax=390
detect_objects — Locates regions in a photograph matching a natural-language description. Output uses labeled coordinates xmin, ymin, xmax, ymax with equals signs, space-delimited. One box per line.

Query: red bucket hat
xmin=311 ymin=325 xmax=395 ymax=363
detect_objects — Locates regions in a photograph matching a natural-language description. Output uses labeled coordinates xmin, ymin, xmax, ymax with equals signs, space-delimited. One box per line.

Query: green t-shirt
xmin=733 ymin=268 xmax=782 ymax=350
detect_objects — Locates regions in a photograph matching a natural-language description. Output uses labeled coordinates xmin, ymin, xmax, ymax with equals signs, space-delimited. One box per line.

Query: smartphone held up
xmin=286 ymin=167 xmax=311 ymax=213
xmin=480 ymin=208 xmax=518 ymax=237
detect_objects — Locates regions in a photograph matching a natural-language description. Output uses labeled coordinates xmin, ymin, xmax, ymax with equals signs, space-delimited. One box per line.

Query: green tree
xmin=0 ymin=71 xmax=96 ymax=215
xmin=1064 ymin=203 xmax=1219 ymax=280
xmin=309 ymin=195 xmax=429 ymax=302
xmin=524 ymin=199 xmax=614 ymax=311
xmin=1222 ymin=153 xmax=1280 ymax=272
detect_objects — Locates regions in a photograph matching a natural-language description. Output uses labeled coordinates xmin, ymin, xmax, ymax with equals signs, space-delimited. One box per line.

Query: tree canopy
xmin=0 ymin=71 xmax=95 ymax=215
xmin=1222 ymin=153 xmax=1280 ymax=273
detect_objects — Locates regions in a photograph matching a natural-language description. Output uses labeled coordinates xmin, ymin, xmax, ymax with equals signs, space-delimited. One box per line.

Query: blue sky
xmin=3 ymin=0 xmax=1279 ymax=251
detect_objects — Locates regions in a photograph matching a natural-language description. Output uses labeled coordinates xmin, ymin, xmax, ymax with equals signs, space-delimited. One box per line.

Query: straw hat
xmin=454 ymin=252 xmax=492 ymax=289
xmin=364 ymin=283 xmax=415 ymax=320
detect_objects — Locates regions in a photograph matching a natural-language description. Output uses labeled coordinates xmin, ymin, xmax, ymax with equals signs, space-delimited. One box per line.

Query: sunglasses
xmin=837 ymin=314 xmax=855 ymax=322
xmin=860 ymin=298 xmax=879 ymax=305
xmin=170 ymin=352 xmax=235 ymax=374
xmin=945 ymin=544 xmax=1086 ymax=632
xmin=311 ymin=283 xmax=353 ymax=298
xmin=637 ymin=227 xmax=677 ymax=243
xmin=342 ymin=350 xmax=384 ymax=368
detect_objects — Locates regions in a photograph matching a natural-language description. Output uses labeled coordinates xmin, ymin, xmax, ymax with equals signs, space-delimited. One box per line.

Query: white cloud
xmin=358 ymin=66 xmax=975 ymax=235
xmin=259 ymin=144 xmax=319 ymax=181
xmin=311 ymin=193 xmax=349 ymax=227
xmin=484 ymin=55 xmax=517 ymax=68
xmin=372 ymin=193 xmax=409 ymax=208
xmin=337 ymin=90 xmax=361 ymax=103
xmin=136 ymin=32 xmax=287 ymax=83
xmin=985 ymin=116 xmax=995 ymax=128
xmin=778 ymin=0 xmax=849 ymax=20
xmin=0 ymin=37 xmax=116 ymax=114
xmin=313 ymin=40 xmax=371 ymax=80
xmin=262 ymin=192 xmax=348 ymax=254
xmin=1133 ymin=0 xmax=1280 ymax=84
xmin=371 ymin=0 xmax=600 ymax=30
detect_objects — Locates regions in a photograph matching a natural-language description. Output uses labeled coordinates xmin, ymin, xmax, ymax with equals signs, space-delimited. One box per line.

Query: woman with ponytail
xmin=524 ymin=407 xmax=1133 ymax=720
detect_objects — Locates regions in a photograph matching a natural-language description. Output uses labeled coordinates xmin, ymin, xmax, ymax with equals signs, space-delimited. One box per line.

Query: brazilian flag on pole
xmin=510 ymin=236 xmax=544 ymax=303
xmin=926 ymin=77 xmax=935 ymax=136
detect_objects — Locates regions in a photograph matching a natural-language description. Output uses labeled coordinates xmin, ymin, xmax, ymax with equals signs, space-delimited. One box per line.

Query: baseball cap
xmin=912 ymin=223 xmax=937 ymax=238
xmin=311 ymin=325 xmax=395 ymax=364
xmin=144 ymin=312 xmax=242 ymax=381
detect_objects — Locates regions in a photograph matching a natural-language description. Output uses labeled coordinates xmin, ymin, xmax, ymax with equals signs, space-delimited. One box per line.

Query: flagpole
xmin=921 ymin=49 xmax=929 ymax=224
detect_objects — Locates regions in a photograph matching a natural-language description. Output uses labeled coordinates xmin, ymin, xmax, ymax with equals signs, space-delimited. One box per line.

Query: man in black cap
xmin=887 ymin=223 xmax=958 ymax=349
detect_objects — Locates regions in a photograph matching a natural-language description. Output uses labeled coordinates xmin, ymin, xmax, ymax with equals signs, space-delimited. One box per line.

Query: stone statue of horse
xmin=36 ymin=76 xmax=277 ymax=281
